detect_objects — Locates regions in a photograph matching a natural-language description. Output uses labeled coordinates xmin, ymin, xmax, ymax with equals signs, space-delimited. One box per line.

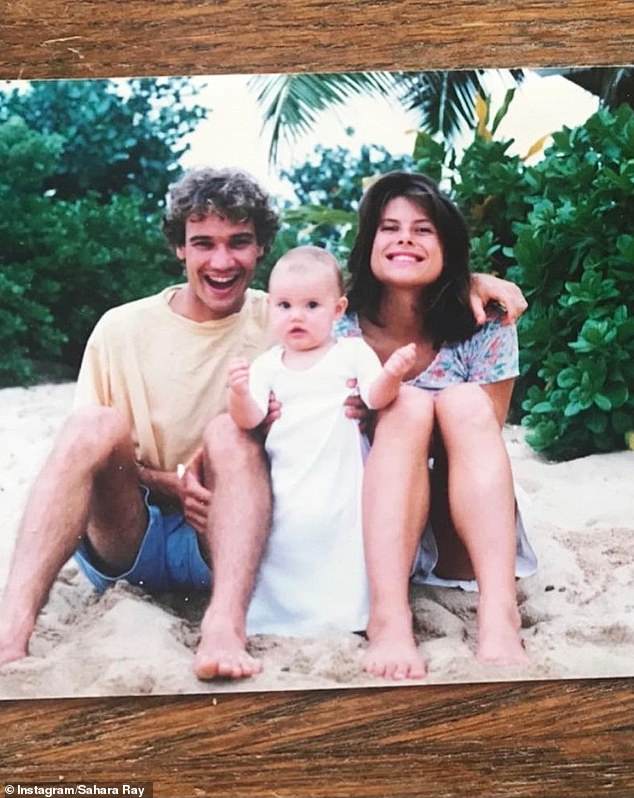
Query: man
xmin=0 ymin=167 xmax=527 ymax=680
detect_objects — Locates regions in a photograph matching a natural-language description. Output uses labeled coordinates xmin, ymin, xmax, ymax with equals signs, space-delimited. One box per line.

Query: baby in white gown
xmin=227 ymin=246 xmax=415 ymax=636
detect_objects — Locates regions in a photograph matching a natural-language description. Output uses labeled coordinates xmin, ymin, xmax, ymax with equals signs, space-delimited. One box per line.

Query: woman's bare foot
xmin=476 ymin=598 xmax=528 ymax=666
xmin=194 ymin=614 xmax=262 ymax=680
xmin=362 ymin=617 xmax=427 ymax=680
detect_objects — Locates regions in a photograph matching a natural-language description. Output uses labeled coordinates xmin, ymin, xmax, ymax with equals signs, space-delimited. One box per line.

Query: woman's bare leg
xmin=434 ymin=384 xmax=527 ymax=665
xmin=362 ymin=386 xmax=434 ymax=679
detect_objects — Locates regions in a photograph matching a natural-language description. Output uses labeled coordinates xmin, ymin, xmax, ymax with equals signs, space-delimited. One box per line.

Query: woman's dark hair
xmin=346 ymin=171 xmax=477 ymax=346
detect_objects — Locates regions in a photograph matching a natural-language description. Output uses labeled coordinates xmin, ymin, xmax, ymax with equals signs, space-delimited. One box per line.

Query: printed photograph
xmin=0 ymin=67 xmax=632 ymax=699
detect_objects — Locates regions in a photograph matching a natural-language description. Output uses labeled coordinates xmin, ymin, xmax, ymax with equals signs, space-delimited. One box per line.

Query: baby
xmin=228 ymin=245 xmax=415 ymax=637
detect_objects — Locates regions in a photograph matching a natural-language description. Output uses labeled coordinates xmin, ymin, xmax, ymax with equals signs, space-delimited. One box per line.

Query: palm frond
xmin=398 ymin=70 xmax=490 ymax=139
xmin=249 ymin=72 xmax=397 ymax=163
xmin=250 ymin=69 xmax=527 ymax=163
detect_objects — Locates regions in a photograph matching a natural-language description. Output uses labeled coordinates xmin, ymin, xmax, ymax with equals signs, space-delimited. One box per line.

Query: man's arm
xmin=470 ymin=273 xmax=528 ymax=325
xmin=135 ymin=461 xmax=180 ymax=501
xmin=367 ymin=343 xmax=417 ymax=409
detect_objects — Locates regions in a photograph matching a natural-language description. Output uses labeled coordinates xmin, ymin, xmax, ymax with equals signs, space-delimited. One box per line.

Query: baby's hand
xmin=227 ymin=357 xmax=251 ymax=395
xmin=384 ymin=343 xmax=417 ymax=379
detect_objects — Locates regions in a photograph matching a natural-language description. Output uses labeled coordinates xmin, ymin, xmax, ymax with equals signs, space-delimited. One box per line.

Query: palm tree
xmin=249 ymin=69 xmax=524 ymax=163
xmin=251 ymin=67 xmax=632 ymax=165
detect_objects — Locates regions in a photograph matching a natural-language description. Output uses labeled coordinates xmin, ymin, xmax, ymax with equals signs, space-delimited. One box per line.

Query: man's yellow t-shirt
xmin=74 ymin=285 xmax=270 ymax=471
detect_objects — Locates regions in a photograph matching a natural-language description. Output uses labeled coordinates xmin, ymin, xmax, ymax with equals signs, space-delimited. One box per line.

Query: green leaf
xmin=586 ymin=412 xmax=608 ymax=434
xmin=557 ymin=368 xmax=579 ymax=388
xmin=412 ymin=130 xmax=446 ymax=164
xmin=531 ymin=401 xmax=554 ymax=413
xmin=564 ymin=401 xmax=586 ymax=417
xmin=612 ymin=410 xmax=633 ymax=434
xmin=606 ymin=383 xmax=629 ymax=408
xmin=594 ymin=394 xmax=612 ymax=411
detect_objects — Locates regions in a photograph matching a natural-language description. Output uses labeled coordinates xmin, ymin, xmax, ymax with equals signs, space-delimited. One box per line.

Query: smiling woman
xmin=348 ymin=171 xmax=477 ymax=352
xmin=337 ymin=171 xmax=536 ymax=678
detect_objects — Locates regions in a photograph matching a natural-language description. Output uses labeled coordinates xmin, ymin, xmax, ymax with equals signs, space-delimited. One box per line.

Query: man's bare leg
xmin=194 ymin=415 xmax=271 ymax=680
xmin=434 ymin=384 xmax=528 ymax=665
xmin=0 ymin=406 xmax=147 ymax=667
xmin=362 ymin=387 xmax=433 ymax=680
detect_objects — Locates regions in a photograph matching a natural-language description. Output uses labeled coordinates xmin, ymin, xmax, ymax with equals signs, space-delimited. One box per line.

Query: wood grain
xmin=1 ymin=681 xmax=633 ymax=796
xmin=1 ymin=2 xmax=633 ymax=796
xmin=1 ymin=0 xmax=634 ymax=79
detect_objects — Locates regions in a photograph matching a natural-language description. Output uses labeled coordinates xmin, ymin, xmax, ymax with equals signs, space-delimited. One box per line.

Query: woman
xmin=337 ymin=172 xmax=537 ymax=679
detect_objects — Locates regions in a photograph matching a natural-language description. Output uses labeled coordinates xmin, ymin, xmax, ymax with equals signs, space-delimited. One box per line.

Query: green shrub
xmin=0 ymin=118 xmax=67 ymax=385
xmin=0 ymin=116 xmax=180 ymax=385
xmin=0 ymin=77 xmax=205 ymax=384
xmin=507 ymin=107 xmax=634 ymax=459
xmin=276 ymin=142 xmax=415 ymax=265
xmin=251 ymin=142 xmax=419 ymax=292
xmin=1 ymin=78 xmax=204 ymax=207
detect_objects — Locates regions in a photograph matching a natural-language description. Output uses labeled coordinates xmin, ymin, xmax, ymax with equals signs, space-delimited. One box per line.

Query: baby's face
xmin=268 ymin=267 xmax=346 ymax=352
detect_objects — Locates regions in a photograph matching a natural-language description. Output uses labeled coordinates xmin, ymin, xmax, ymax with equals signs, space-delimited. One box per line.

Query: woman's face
xmin=369 ymin=196 xmax=444 ymax=291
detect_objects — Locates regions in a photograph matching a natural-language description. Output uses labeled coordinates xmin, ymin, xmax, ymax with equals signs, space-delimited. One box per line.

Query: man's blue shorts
xmin=74 ymin=489 xmax=212 ymax=593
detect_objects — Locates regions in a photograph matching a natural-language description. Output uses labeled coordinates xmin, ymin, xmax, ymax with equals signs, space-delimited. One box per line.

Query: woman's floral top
xmin=334 ymin=313 xmax=519 ymax=391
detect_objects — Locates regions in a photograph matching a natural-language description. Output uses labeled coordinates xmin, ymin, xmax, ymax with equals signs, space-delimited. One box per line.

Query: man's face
xmin=176 ymin=213 xmax=263 ymax=321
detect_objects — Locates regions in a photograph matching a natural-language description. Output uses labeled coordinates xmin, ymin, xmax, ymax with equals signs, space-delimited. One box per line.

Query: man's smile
xmin=202 ymin=271 xmax=243 ymax=290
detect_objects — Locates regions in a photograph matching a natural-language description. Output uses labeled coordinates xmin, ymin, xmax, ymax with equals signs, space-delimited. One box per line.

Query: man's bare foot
xmin=0 ymin=634 xmax=29 ymax=669
xmin=476 ymin=599 xmax=529 ymax=666
xmin=0 ymin=612 xmax=33 ymax=669
xmin=362 ymin=617 xmax=427 ymax=680
xmin=194 ymin=615 xmax=262 ymax=681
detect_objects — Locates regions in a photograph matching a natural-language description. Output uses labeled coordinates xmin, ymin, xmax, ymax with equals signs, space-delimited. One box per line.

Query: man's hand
xmin=258 ymin=390 xmax=282 ymax=436
xmin=227 ymin=357 xmax=251 ymax=396
xmin=383 ymin=343 xmax=417 ymax=379
xmin=344 ymin=378 xmax=372 ymax=433
xmin=177 ymin=448 xmax=211 ymax=535
xmin=470 ymin=272 xmax=528 ymax=325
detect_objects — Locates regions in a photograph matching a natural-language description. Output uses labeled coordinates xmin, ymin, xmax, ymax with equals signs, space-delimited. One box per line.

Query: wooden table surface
xmin=1 ymin=2 xmax=633 ymax=796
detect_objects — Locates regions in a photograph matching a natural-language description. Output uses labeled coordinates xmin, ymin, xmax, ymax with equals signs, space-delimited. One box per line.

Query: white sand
xmin=1 ymin=382 xmax=633 ymax=699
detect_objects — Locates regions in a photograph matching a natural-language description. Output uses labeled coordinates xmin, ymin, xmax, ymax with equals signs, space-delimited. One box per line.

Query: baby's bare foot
xmin=362 ymin=618 xmax=426 ymax=680
xmin=194 ymin=616 xmax=262 ymax=680
xmin=476 ymin=600 xmax=528 ymax=666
